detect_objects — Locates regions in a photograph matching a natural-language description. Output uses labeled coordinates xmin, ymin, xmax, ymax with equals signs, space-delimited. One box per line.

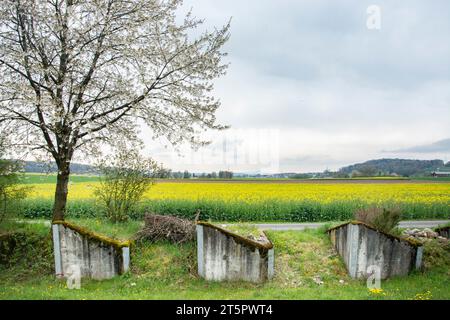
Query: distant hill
xmin=21 ymin=161 xmax=96 ymax=174
xmin=338 ymin=158 xmax=448 ymax=177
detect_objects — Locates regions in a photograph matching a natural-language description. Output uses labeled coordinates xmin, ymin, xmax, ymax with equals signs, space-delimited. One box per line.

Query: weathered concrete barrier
xmin=196 ymin=222 xmax=274 ymax=283
xmin=435 ymin=226 xmax=450 ymax=239
xmin=52 ymin=221 xmax=130 ymax=280
xmin=328 ymin=221 xmax=423 ymax=279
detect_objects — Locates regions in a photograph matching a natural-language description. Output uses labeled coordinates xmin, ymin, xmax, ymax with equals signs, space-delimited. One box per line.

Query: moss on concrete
xmin=327 ymin=220 xmax=423 ymax=248
xmin=197 ymin=221 xmax=273 ymax=251
xmin=52 ymin=220 xmax=131 ymax=250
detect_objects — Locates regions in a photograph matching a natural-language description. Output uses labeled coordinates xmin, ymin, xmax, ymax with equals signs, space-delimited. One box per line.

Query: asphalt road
xmin=230 ymin=220 xmax=450 ymax=231
xmin=19 ymin=219 xmax=449 ymax=231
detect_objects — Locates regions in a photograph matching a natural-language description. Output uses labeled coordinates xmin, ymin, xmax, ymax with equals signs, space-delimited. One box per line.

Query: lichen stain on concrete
xmin=53 ymin=223 xmax=129 ymax=280
xmin=198 ymin=224 xmax=273 ymax=283
xmin=329 ymin=222 xmax=422 ymax=279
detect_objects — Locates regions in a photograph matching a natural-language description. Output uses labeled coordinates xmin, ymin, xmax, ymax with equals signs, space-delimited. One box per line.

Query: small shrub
xmin=0 ymin=229 xmax=53 ymax=280
xmin=354 ymin=207 xmax=402 ymax=233
xmin=0 ymin=159 xmax=30 ymax=225
xmin=422 ymin=240 xmax=450 ymax=271
xmin=94 ymin=146 xmax=162 ymax=222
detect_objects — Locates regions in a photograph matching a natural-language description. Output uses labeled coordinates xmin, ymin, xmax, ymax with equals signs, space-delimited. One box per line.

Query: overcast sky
xmin=142 ymin=0 xmax=450 ymax=173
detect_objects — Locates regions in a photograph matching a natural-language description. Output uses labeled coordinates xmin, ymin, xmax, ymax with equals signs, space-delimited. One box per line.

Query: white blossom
xmin=0 ymin=0 xmax=230 ymax=219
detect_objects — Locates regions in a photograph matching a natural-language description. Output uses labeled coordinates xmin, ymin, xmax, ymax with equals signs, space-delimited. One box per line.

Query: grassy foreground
xmin=0 ymin=220 xmax=449 ymax=300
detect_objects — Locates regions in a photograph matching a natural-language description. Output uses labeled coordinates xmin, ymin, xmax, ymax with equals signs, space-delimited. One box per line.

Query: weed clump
xmin=0 ymin=228 xmax=53 ymax=281
xmin=354 ymin=207 xmax=401 ymax=233
xmin=422 ymin=239 xmax=450 ymax=271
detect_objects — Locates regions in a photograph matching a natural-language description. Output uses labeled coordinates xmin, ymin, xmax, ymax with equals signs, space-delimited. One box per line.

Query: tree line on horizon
xmin=11 ymin=158 xmax=450 ymax=179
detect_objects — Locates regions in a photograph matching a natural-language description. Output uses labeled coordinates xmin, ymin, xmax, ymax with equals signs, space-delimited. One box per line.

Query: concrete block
xmin=197 ymin=222 xmax=274 ymax=283
xmin=52 ymin=221 xmax=130 ymax=280
xmin=435 ymin=226 xmax=450 ymax=239
xmin=328 ymin=221 xmax=423 ymax=279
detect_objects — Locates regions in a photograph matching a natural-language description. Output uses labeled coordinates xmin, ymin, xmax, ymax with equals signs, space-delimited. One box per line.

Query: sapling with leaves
xmin=94 ymin=146 xmax=162 ymax=222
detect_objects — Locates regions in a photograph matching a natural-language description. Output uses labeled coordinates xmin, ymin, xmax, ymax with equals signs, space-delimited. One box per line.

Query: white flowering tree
xmin=0 ymin=0 xmax=230 ymax=221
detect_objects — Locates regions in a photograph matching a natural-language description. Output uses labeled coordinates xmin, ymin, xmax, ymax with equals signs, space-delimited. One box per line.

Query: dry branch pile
xmin=135 ymin=214 xmax=196 ymax=244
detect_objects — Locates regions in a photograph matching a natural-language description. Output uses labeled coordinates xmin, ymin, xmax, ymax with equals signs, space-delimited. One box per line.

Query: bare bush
xmin=135 ymin=214 xmax=196 ymax=244
xmin=354 ymin=207 xmax=402 ymax=233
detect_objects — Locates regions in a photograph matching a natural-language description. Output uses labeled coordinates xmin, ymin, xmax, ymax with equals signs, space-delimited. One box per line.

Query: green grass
xmin=69 ymin=218 xmax=142 ymax=240
xmin=20 ymin=173 xmax=100 ymax=184
xmin=412 ymin=177 xmax=450 ymax=182
xmin=0 ymin=220 xmax=449 ymax=300
xmin=18 ymin=197 xmax=450 ymax=222
xmin=2 ymin=218 xmax=142 ymax=240
xmin=0 ymin=219 xmax=51 ymax=237
xmin=223 ymin=223 xmax=263 ymax=239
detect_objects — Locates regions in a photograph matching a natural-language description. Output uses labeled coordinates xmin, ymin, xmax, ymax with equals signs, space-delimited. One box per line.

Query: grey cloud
xmin=388 ymin=139 xmax=450 ymax=153
xmin=195 ymin=0 xmax=450 ymax=89
xmin=149 ymin=0 xmax=450 ymax=172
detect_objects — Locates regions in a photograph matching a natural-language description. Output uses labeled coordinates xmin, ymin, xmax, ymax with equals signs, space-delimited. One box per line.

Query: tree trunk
xmin=52 ymin=165 xmax=70 ymax=222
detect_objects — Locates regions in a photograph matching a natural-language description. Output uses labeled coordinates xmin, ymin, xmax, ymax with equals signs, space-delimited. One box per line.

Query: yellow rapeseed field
xmin=28 ymin=181 xmax=450 ymax=205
